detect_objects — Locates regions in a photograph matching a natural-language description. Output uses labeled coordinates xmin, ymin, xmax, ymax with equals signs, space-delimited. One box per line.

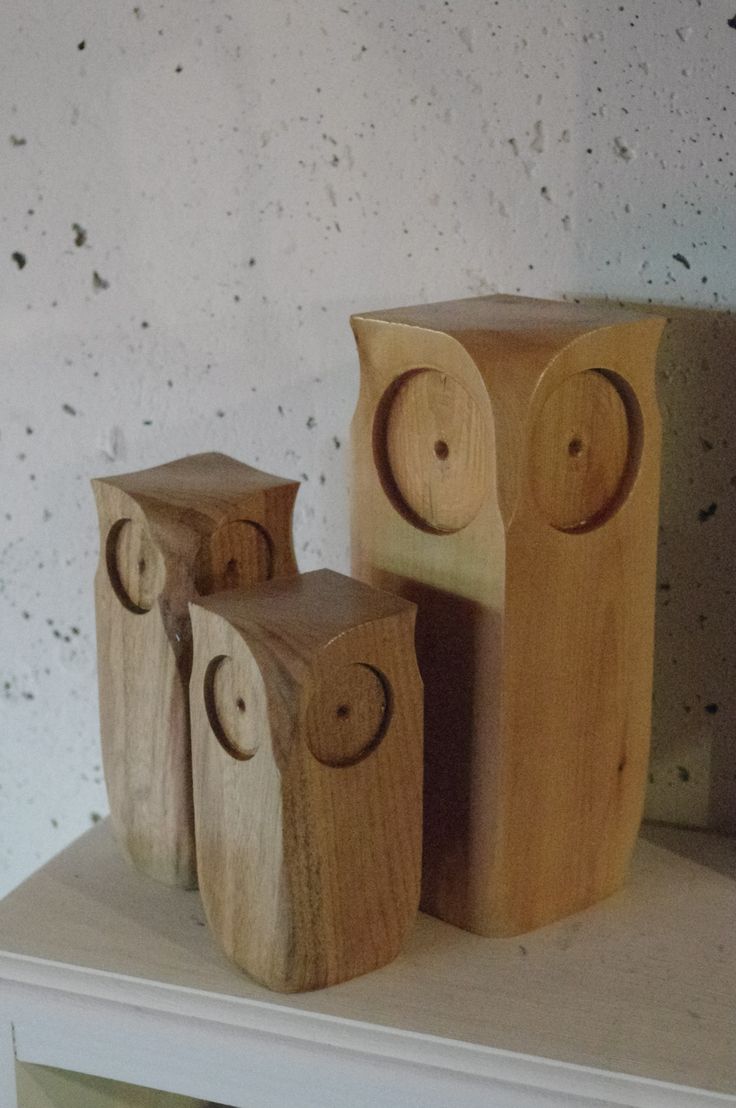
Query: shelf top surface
xmin=0 ymin=821 xmax=734 ymax=1096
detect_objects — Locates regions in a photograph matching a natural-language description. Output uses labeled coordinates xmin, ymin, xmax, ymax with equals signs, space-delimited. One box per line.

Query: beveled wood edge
xmin=0 ymin=954 xmax=726 ymax=1106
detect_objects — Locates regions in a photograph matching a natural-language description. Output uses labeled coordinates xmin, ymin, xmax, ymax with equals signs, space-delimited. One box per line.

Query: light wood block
xmin=0 ymin=821 xmax=734 ymax=1105
xmin=188 ymin=569 xmax=423 ymax=993
xmin=351 ymin=294 xmax=665 ymax=937
xmin=92 ymin=452 xmax=299 ymax=889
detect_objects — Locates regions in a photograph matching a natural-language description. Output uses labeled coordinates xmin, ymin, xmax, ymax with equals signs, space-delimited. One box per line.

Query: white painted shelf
xmin=0 ymin=820 xmax=734 ymax=1107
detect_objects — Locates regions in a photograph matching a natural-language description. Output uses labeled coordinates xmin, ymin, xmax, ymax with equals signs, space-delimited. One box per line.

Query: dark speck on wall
xmin=306 ymin=415 xmax=316 ymax=429
xmin=11 ymin=251 xmax=26 ymax=269
xmin=9 ymin=134 xmax=26 ymax=146
xmin=175 ymin=64 xmax=183 ymax=72
xmin=248 ymin=257 xmax=256 ymax=266
xmin=698 ymin=502 xmax=717 ymax=522
xmin=677 ymin=765 xmax=690 ymax=782
xmin=77 ymin=40 xmax=86 ymax=50
xmin=92 ymin=270 xmax=109 ymax=290
xmin=72 ymin=223 xmax=87 ymax=247
xmin=728 ymin=13 xmax=736 ymax=28
xmin=705 ymin=703 xmax=719 ymax=714
xmin=62 ymin=403 xmax=77 ymax=416
xmin=672 ymin=253 xmax=690 ymax=269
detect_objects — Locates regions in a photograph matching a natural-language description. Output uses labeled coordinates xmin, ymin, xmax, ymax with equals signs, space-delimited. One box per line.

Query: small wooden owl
xmin=189 ymin=569 xmax=423 ymax=992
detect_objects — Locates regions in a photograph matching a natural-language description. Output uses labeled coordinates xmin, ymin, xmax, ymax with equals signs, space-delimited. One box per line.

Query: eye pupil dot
xmin=434 ymin=439 xmax=449 ymax=461
xmin=236 ymin=696 xmax=246 ymax=714
xmin=568 ymin=437 xmax=584 ymax=457
xmin=336 ymin=703 xmax=351 ymax=720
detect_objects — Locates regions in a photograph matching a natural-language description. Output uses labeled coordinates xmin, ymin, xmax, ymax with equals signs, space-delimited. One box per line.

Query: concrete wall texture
xmin=1 ymin=0 xmax=734 ymax=895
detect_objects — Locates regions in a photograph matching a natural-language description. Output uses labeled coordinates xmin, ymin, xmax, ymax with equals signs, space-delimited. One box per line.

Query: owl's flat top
xmin=93 ymin=452 xmax=298 ymax=506
xmin=352 ymin=293 xmax=659 ymax=339
xmin=191 ymin=568 xmax=415 ymax=647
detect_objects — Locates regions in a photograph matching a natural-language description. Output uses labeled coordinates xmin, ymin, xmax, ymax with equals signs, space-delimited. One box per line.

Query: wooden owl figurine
xmin=189 ymin=569 xmax=423 ymax=992
xmin=92 ymin=452 xmax=299 ymax=888
xmin=350 ymin=294 xmax=665 ymax=937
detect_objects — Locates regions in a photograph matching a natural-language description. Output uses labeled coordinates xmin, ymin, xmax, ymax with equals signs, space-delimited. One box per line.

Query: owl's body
xmin=350 ymin=295 xmax=664 ymax=937
xmin=189 ymin=569 xmax=423 ymax=992
xmin=92 ymin=452 xmax=299 ymax=888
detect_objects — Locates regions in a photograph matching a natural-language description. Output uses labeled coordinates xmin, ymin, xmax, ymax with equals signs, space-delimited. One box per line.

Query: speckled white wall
xmin=1 ymin=0 xmax=734 ymax=896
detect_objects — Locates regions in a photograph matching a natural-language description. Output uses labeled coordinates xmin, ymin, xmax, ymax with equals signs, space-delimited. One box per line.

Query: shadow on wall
xmin=640 ymin=823 xmax=736 ymax=880
xmin=635 ymin=305 xmax=735 ymax=834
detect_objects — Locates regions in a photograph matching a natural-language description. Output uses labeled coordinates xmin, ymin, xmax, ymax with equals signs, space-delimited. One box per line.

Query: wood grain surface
xmin=351 ymin=294 xmax=665 ymax=937
xmin=1 ymin=820 xmax=734 ymax=1098
xmin=92 ymin=452 xmax=299 ymax=889
xmin=189 ymin=569 xmax=423 ymax=992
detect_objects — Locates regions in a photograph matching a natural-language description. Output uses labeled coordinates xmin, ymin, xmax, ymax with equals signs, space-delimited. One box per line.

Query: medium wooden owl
xmin=92 ymin=452 xmax=299 ymax=888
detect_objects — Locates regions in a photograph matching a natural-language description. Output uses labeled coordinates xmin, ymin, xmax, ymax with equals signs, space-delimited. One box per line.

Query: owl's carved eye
xmin=305 ymin=663 xmax=391 ymax=768
xmin=106 ymin=518 xmax=165 ymax=614
xmin=529 ymin=369 xmax=641 ymax=532
xmin=204 ymin=654 xmax=260 ymax=761
xmin=375 ymin=368 xmax=490 ymax=534
xmin=196 ymin=519 xmax=274 ymax=595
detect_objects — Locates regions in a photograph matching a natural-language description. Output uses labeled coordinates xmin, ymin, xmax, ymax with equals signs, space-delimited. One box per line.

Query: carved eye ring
xmin=373 ymin=368 xmax=490 ymax=535
xmin=106 ymin=518 xmax=165 ymax=614
xmin=529 ymin=368 xmax=643 ymax=533
xmin=203 ymin=654 xmax=260 ymax=761
xmin=304 ymin=663 xmax=392 ymax=768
